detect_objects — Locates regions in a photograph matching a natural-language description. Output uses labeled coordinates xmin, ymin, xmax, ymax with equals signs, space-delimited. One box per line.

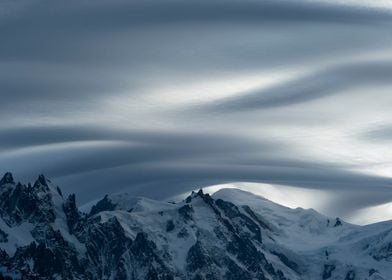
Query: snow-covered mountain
xmin=0 ymin=173 xmax=391 ymax=279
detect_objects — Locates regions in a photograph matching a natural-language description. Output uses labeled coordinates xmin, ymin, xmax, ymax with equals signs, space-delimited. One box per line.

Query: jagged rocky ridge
xmin=0 ymin=173 xmax=391 ymax=279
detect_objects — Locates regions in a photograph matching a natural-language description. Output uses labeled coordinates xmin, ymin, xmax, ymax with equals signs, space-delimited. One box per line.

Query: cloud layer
xmin=1 ymin=0 xmax=392 ymax=223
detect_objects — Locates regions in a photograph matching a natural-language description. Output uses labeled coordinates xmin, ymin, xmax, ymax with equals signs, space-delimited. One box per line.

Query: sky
xmin=1 ymin=0 xmax=392 ymax=224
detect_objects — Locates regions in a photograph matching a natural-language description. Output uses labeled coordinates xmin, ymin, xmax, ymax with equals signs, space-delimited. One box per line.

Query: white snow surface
xmin=94 ymin=188 xmax=392 ymax=279
xmin=2 ymin=184 xmax=392 ymax=279
xmin=213 ymin=188 xmax=392 ymax=279
xmin=0 ymin=217 xmax=35 ymax=256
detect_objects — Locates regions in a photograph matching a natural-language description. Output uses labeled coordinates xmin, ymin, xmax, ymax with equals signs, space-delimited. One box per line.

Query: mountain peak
xmin=0 ymin=172 xmax=14 ymax=185
xmin=184 ymin=188 xmax=206 ymax=203
xmin=35 ymin=174 xmax=48 ymax=187
xmin=1 ymin=178 xmax=392 ymax=279
xmin=32 ymin=174 xmax=52 ymax=193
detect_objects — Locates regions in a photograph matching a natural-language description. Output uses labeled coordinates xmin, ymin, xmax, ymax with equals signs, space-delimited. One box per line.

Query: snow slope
xmin=214 ymin=188 xmax=392 ymax=280
xmin=1 ymin=173 xmax=391 ymax=280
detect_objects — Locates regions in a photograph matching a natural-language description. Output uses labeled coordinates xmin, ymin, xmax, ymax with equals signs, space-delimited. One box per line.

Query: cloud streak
xmin=1 ymin=0 xmax=392 ymax=223
xmin=195 ymin=60 xmax=392 ymax=112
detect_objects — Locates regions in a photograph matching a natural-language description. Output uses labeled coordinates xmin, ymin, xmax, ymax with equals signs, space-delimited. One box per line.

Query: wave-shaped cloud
xmin=1 ymin=0 xmax=392 ymax=223
xmin=195 ymin=60 xmax=392 ymax=112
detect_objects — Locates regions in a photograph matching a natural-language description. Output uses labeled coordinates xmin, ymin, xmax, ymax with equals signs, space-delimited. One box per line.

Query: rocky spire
xmin=34 ymin=174 xmax=48 ymax=187
xmin=33 ymin=174 xmax=50 ymax=192
xmin=63 ymin=194 xmax=81 ymax=234
xmin=0 ymin=172 xmax=14 ymax=185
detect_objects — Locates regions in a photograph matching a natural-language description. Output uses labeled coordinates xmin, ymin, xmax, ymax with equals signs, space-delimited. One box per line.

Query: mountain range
xmin=0 ymin=172 xmax=391 ymax=279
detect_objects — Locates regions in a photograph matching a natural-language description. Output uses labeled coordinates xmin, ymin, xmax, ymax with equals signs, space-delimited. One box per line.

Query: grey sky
xmin=1 ymin=0 xmax=392 ymax=224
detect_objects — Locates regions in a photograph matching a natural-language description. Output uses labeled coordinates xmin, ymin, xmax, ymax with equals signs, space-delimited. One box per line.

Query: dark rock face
xmin=0 ymin=173 xmax=14 ymax=185
xmin=10 ymin=241 xmax=84 ymax=279
xmin=334 ymin=218 xmax=342 ymax=227
xmin=215 ymin=199 xmax=262 ymax=242
xmin=372 ymin=242 xmax=392 ymax=261
xmin=0 ymin=273 xmax=12 ymax=280
xmin=0 ymin=229 xmax=7 ymax=243
xmin=1 ymin=173 xmax=390 ymax=279
xmin=345 ymin=270 xmax=355 ymax=280
xmin=131 ymin=232 xmax=174 ymax=280
xmin=272 ymin=251 xmax=299 ymax=273
xmin=369 ymin=268 xmax=378 ymax=276
xmin=186 ymin=241 xmax=220 ymax=280
xmin=0 ymin=173 xmax=300 ymax=279
xmin=0 ymin=175 xmax=56 ymax=227
xmin=323 ymin=264 xmax=336 ymax=279
xmin=83 ymin=217 xmax=174 ymax=280
xmin=178 ymin=204 xmax=194 ymax=221
xmin=242 ymin=205 xmax=271 ymax=231
xmin=181 ymin=190 xmax=288 ymax=280
xmin=177 ymin=227 xmax=189 ymax=238
xmin=89 ymin=194 xmax=117 ymax=216
xmin=166 ymin=220 xmax=175 ymax=232
xmin=83 ymin=216 xmax=133 ymax=279
xmin=63 ymin=194 xmax=81 ymax=234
